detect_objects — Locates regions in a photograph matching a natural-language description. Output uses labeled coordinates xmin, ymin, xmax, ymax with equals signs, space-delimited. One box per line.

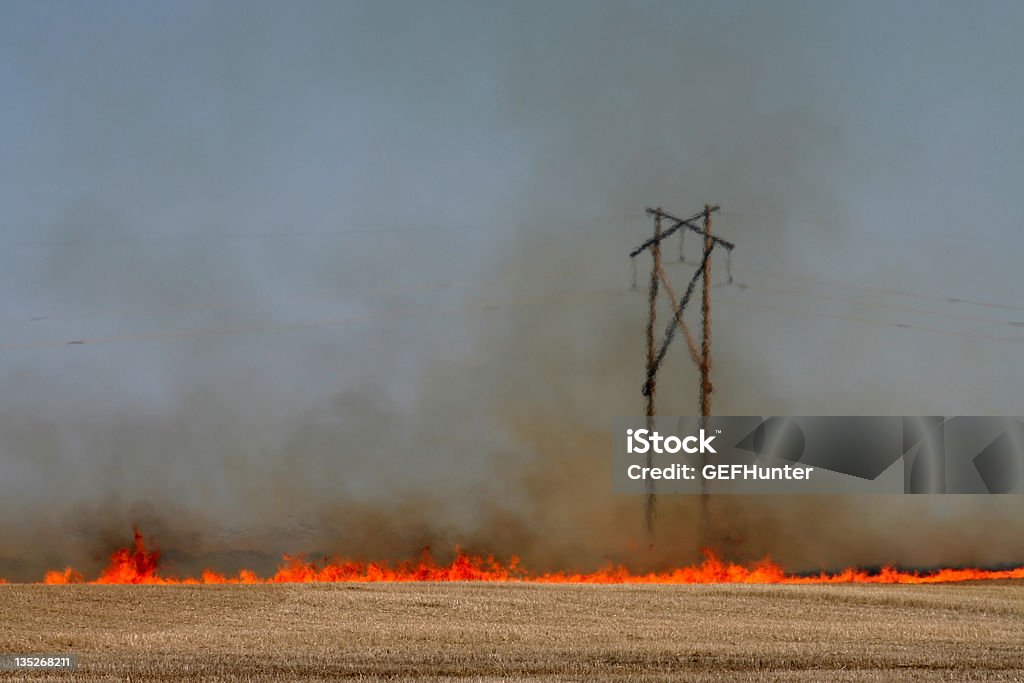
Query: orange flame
xmin=30 ymin=530 xmax=1024 ymax=585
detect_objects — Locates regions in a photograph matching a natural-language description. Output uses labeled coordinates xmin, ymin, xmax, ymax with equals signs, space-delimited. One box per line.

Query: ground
xmin=1 ymin=582 xmax=1022 ymax=681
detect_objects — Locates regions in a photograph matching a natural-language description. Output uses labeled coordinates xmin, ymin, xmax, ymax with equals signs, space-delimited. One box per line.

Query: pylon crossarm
xmin=630 ymin=205 xmax=731 ymax=256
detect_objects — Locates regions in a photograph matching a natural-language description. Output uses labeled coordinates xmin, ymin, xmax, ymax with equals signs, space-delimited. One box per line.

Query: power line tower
xmin=629 ymin=204 xmax=735 ymax=539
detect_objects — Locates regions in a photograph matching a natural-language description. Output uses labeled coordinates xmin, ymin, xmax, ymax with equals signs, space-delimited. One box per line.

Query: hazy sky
xmin=1 ymin=1 xmax=1022 ymax=575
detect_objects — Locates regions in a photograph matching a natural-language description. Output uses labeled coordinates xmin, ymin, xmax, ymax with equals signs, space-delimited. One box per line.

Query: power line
xmin=5 ymin=279 xmax=1019 ymax=350
xmin=0 ymin=287 xmax=632 ymax=350
xmin=739 ymin=264 xmax=1024 ymax=314
xmin=0 ymin=278 xmax=502 ymax=328
xmin=715 ymin=288 xmax=1024 ymax=346
xmin=732 ymin=278 xmax=1024 ymax=328
xmin=2 ymin=259 xmax=1020 ymax=350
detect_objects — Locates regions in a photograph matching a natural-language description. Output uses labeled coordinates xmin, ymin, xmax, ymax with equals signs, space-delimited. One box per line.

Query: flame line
xmin=28 ymin=531 xmax=1024 ymax=586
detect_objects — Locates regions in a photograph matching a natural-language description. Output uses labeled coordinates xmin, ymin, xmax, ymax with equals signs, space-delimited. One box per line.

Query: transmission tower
xmin=629 ymin=204 xmax=736 ymax=538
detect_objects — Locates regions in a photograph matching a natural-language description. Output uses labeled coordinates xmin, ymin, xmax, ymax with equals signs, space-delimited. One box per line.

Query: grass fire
xmin=23 ymin=529 xmax=1024 ymax=586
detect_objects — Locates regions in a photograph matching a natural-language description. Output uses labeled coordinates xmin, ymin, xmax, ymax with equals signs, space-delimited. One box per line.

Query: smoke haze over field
xmin=1 ymin=1 xmax=1023 ymax=580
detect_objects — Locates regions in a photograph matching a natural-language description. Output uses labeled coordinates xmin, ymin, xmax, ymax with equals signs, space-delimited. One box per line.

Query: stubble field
xmin=1 ymin=581 xmax=1022 ymax=682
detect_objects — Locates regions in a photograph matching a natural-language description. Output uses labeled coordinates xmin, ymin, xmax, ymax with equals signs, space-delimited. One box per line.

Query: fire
xmin=29 ymin=529 xmax=1024 ymax=585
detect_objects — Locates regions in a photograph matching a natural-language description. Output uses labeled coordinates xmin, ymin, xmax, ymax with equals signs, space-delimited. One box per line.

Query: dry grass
xmin=1 ymin=581 xmax=1022 ymax=681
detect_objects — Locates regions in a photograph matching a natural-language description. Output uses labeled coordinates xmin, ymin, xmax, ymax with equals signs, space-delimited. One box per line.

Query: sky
xmin=0 ymin=1 xmax=1022 ymax=578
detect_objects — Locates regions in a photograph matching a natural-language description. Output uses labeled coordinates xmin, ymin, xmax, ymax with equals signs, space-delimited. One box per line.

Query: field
xmin=2 ymin=582 xmax=1023 ymax=681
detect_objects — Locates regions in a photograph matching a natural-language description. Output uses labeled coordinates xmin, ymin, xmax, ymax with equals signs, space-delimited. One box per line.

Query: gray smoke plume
xmin=1 ymin=1 xmax=1022 ymax=581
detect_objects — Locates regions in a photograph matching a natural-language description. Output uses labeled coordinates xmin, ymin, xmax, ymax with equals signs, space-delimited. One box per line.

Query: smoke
xmin=1 ymin=1 xmax=1023 ymax=580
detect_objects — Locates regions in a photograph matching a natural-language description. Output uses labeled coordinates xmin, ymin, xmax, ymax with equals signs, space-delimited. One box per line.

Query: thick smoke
xmin=1 ymin=2 xmax=1023 ymax=580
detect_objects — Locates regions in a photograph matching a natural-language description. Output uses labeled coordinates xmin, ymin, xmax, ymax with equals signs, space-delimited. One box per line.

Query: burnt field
xmin=1 ymin=581 xmax=1022 ymax=681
